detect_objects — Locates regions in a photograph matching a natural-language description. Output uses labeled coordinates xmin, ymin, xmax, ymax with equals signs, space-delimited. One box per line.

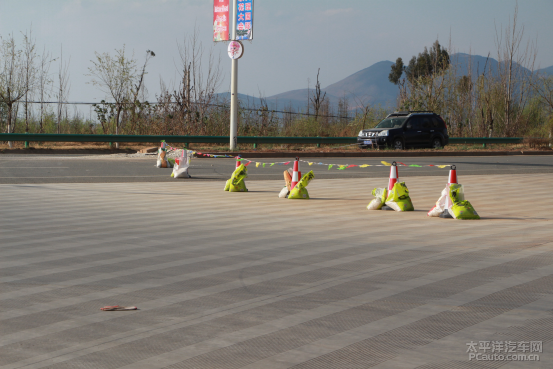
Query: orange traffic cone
xmin=291 ymin=157 xmax=300 ymax=190
xmin=387 ymin=161 xmax=398 ymax=192
xmin=235 ymin=155 xmax=242 ymax=169
xmin=382 ymin=161 xmax=398 ymax=211
xmin=440 ymin=165 xmax=457 ymax=218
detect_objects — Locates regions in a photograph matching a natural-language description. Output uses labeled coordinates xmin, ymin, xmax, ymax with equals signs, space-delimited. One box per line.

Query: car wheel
xmin=392 ymin=138 xmax=404 ymax=150
xmin=431 ymin=137 xmax=442 ymax=149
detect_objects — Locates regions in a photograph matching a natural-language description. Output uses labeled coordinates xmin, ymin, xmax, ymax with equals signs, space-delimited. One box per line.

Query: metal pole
xmin=229 ymin=0 xmax=238 ymax=151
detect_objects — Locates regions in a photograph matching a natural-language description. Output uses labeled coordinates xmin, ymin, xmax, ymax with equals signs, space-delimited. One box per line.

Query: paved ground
xmin=0 ymin=154 xmax=552 ymax=183
xmin=1 ymin=173 xmax=553 ymax=368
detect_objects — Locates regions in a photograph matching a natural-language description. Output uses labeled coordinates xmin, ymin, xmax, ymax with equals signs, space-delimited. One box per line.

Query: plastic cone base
xmin=381 ymin=205 xmax=394 ymax=211
xmin=439 ymin=209 xmax=453 ymax=218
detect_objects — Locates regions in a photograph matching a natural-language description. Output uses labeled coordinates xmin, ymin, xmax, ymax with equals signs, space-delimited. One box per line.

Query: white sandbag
xmin=427 ymin=187 xmax=448 ymax=217
xmin=366 ymin=187 xmax=387 ymax=210
xmin=427 ymin=205 xmax=443 ymax=217
xmin=172 ymin=150 xmax=192 ymax=178
xmin=367 ymin=198 xmax=382 ymax=210
xmin=278 ymin=187 xmax=289 ymax=198
xmin=384 ymin=202 xmax=402 ymax=212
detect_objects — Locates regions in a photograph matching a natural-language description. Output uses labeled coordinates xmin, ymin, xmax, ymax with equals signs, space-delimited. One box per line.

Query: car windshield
xmin=375 ymin=117 xmax=407 ymax=129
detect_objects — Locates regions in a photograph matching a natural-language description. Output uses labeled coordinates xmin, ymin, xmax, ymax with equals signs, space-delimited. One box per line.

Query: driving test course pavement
xmin=1 ymin=154 xmax=553 ymax=368
xmin=0 ymin=154 xmax=552 ymax=183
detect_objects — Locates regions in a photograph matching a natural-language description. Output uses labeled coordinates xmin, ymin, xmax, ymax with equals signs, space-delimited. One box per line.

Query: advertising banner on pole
xmin=236 ymin=0 xmax=253 ymax=40
xmin=213 ymin=0 xmax=230 ymax=42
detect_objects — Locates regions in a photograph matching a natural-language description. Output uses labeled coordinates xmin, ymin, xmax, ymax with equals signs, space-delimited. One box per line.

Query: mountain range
xmin=218 ymin=53 xmax=553 ymax=112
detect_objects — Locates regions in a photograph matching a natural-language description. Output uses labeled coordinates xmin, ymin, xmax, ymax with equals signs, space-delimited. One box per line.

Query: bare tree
xmin=306 ymin=78 xmax=310 ymax=116
xmin=174 ymin=27 xmax=223 ymax=135
xmin=351 ymin=94 xmax=372 ymax=131
xmin=126 ymin=50 xmax=155 ymax=133
xmin=494 ymin=2 xmax=537 ymax=135
xmin=22 ymin=29 xmax=38 ymax=135
xmin=0 ymin=33 xmax=36 ymax=147
xmin=57 ymin=47 xmax=70 ymax=134
xmin=38 ymin=47 xmax=55 ymax=133
xmin=309 ymin=68 xmax=326 ymax=121
xmin=337 ymin=94 xmax=349 ymax=126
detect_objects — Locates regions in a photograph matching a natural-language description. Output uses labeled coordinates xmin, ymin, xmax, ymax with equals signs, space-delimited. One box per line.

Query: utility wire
xmin=20 ymin=100 xmax=357 ymax=120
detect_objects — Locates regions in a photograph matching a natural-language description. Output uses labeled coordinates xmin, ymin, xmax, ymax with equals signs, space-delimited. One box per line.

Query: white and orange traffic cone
xmin=235 ymin=155 xmax=242 ymax=169
xmin=290 ymin=157 xmax=300 ymax=190
xmin=448 ymin=165 xmax=458 ymax=185
xmin=388 ymin=161 xmax=398 ymax=192
xmin=382 ymin=161 xmax=398 ymax=211
xmin=440 ymin=165 xmax=457 ymax=218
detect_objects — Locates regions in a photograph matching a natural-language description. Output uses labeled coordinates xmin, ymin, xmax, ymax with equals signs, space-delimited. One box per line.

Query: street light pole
xmin=229 ymin=0 xmax=238 ymax=150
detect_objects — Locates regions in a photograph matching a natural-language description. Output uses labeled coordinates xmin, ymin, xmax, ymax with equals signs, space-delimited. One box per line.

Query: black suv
xmin=357 ymin=111 xmax=449 ymax=150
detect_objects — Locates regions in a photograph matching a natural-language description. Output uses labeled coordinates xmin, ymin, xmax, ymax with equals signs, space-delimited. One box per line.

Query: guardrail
xmin=449 ymin=137 xmax=523 ymax=144
xmin=0 ymin=133 xmax=356 ymax=148
xmin=0 ymin=133 xmax=525 ymax=148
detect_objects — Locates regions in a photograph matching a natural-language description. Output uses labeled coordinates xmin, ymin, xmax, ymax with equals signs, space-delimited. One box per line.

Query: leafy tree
xmin=389 ymin=40 xmax=450 ymax=86
xmin=388 ymin=40 xmax=450 ymax=112
xmin=388 ymin=58 xmax=404 ymax=85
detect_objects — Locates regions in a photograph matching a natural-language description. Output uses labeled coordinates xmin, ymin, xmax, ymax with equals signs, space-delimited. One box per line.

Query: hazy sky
xmin=1 ymin=0 xmax=552 ymax=104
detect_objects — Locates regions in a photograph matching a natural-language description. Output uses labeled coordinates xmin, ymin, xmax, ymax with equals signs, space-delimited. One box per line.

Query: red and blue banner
xmin=236 ymin=0 xmax=253 ymax=40
xmin=213 ymin=0 xmax=230 ymax=42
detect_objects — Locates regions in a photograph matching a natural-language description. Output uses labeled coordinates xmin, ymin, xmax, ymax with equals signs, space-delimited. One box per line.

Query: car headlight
xmin=378 ymin=130 xmax=389 ymax=136
xmin=358 ymin=130 xmax=364 ymax=137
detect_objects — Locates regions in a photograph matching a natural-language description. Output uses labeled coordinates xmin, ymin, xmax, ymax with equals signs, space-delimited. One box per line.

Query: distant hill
xmin=264 ymin=60 xmax=397 ymax=110
xmin=537 ymin=65 xmax=553 ymax=76
xmin=322 ymin=60 xmax=397 ymax=108
xmin=449 ymin=53 xmax=499 ymax=78
xmin=218 ymin=54 xmax=553 ymax=112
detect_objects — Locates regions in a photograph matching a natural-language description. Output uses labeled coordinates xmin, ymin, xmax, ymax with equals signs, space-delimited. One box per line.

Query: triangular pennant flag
xmin=381 ymin=161 xmax=392 ymax=166
xmin=437 ymin=165 xmax=448 ymax=168
xmin=359 ymin=164 xmax=370 ymax=168
xmin=398 ymin=162 xmax=407 ymax=166
xmin=270 ymin=163 xmax=275 ymax=166
xmin=256 ymin=162 xmax=260 ymax=168
xmin=328 ymin=164 xmax=334 ymax=170
xmin=244 ymin=161 xmax=251 ymax=167
xmin=346 ymin=165 xmax=357 ymax=168
xmin=308 ymin=162 xmax=313 ymax=166
xmin=283 ymin=161 xmax=290 ymax=165
xmin=263 ymin=163 xmax=266 ymax=168
xmin=409 ymin=164 xmax=422 ymax=167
